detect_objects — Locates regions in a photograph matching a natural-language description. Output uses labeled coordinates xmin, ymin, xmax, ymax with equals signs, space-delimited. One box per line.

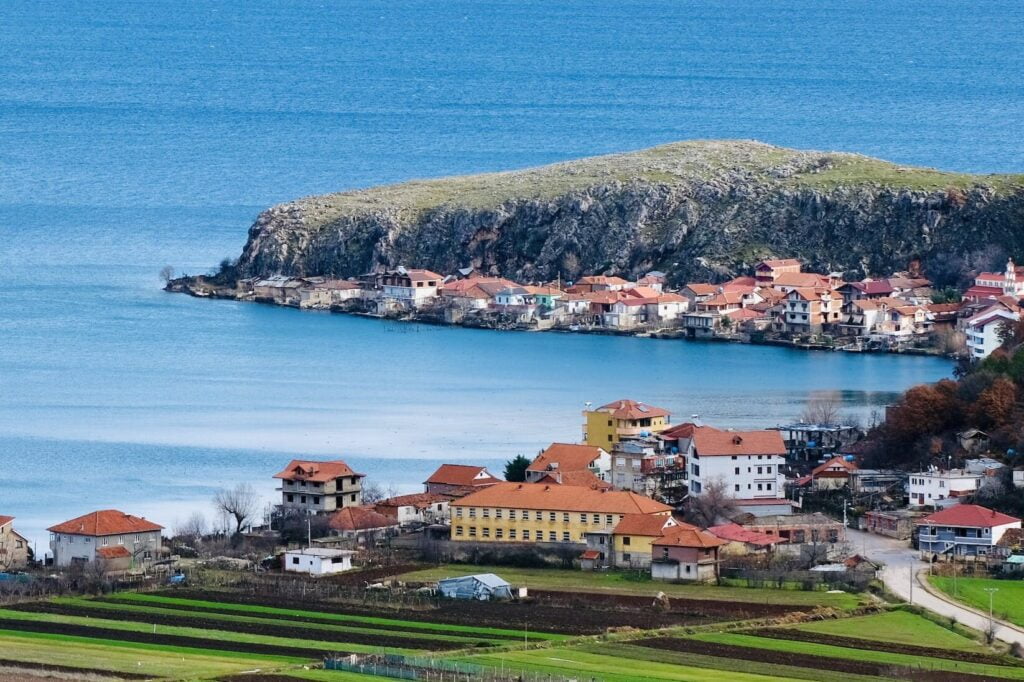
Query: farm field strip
xmin=107 ymin=592 xmax=564 ymax=640
xmin=397 ymin=565 xmax=860 ymax=608
xmin=929 ymin=576 xmax=1024 ymax=627
xmin=686 ymin=632 xmax=1024 ymax=679
xmin=791 ymin=609 xmax=991 ymax=652
xmin=0 ymin=607 xmax=423 ymax=657
xmin=36 ymin=598 xmax=488 ymax=648
xmin=464 ymin=646 xmax=807 ymax=682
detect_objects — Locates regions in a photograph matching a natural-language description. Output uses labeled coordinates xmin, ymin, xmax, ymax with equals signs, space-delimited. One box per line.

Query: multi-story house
xmin=651 ymin=524 xmax=725 ymax=582
xmin=908 ymin=469 xmax=982 ymax=509
xmin=374 ymin=493 xmax=451 ymax=526
xmin=686 ymin=427 xmax=788 ymax=509
xmin=48 ymin=510 xmax=163 ymax=570
xmin=525 ymin=443 xmax=611 ymax=484
xmin=783 ymin=288 xmax=840 ymax=334
xmin=0 ymin=515 xmax=33 ymax=569
xmin=836 ymin=279 xmax=895 ymax=304
xmin=916 ymin=504 xmax=1021 ymax=559
xmin=965 ymin=259 xmax=1024 ymax=300
xmin=449 ymin=482 xmax=671 ymax=545
xmin=582 ymin=399 xmax=671 ymax=449
xmin=965 ymin=308 xmax=1019 ymax=359
xmin=377 ymin=267 xmax=443 ymax=308
xmin=423 ymin=464 xmax=501 ymax=497
xmin=754 ymin=258 xmax=801 ymax=285
xmin=273 ymin=459 xmax=365 ymax=514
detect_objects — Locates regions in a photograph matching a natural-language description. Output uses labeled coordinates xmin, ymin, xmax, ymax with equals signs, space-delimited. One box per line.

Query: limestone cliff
xmin=235 ymin=140 xmax=1024 ymax=283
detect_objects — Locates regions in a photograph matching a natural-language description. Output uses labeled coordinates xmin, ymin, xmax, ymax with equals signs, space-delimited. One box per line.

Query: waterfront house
xmin=582 ymin=399 xmax=671 ymax=449
xmin=650 ymin=524 xmax=725 ymax=582
xmin=783 ymin=287 xmax=841 ymax=334
xmin=449 ymin=482 xmax=671 ymax=545
xmin=423 ymin=464 xmax=501 ymax=497
xmin=681 ymin=283 xmax=718 ymax=309
xmin=795 ymin=455 xmax=857 ymax=491
xmin=686 ymin=427 xmax=787 ymax=507
xmin=48 ymin=510 xmax=163 ymax=570
xmin=283 ymin=547 xmax=354 ymax=575
xmin=273 ymin=459 xmax=365 ymax=515
xmin=696 ymin=290 xmax=745 ymax=315
xmin=573 ymin=275 xmax=632 ymax=293
xmin=754 ymin=259 xmax=801 ymax=285
xmin=441 ymin=278 xmax=517 ymax=310
xmin=378 ymin=267 xmax=443 ymax=308
xmin=771 ymin=271 xmax=830 ymax=294
xmin=681 ymin=312 xmax=718 ymax=338
xmin=649 ymin=293 xmax=688 ymax=322
xmin=303 ymin=279 xmax=362 ymax=307
xmin=908 ymin=469 xmax=982 ymax=509
xmin=0 ymin=516 xmax=33 ymax=569
xmin=525 ymin=285 xmax=564 ymax=310
xmin=604 ymin=296 xmax=654 ymax=329
xmin=254 ymin=275 xmax=306 ymax=305
xmin=526 ymin=443 xmax=611 ymax=484
xmin=374 ymin=493 xmax=450 ymax=526
xmin=965 ymin=307 xmax=1019 ymax=359
xmin=327 ymin=506 xmax=399 ymax=543
xmin=836 ymin=279 xmax=894 ymax=304
xmin=916 ymin=504 xmax=1021 ymax=560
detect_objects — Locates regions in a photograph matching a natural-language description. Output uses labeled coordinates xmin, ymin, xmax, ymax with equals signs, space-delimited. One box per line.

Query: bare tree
xmin=687 ymin=477 xmax=736 ymax=527
xmin=213 ymin=484 xmax=260 ymax=535
xmin=361 ymin=482 xmax=386 ymax=504
xmin=159 ymin=265 xmax=175 ymax=283
xmin=175 ymin=511 xmax=208 ymax=542
xmin=801 ymin=393 xmax=842 ymax=425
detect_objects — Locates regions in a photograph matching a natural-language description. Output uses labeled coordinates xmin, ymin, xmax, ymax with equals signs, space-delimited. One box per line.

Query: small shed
xmin=283 ymin=548 xmax=355 ymax=576
xmin=437 ymin=573 xmax=512 ymax=601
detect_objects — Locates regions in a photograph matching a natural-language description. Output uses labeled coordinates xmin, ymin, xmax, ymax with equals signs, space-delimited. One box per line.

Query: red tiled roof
xmin=596 ymin=399 xmax=670 ymax=420
xmin=534 ymin=470 xmax=611 ymax=489
xmin=613 ymin=514 xmax=684 ymax=536
xmin=848 ymin=280 xmax=894 ymax=295
xmin=273 ymin=459 xmax=363 ymax=483
xmin=964 ymin=285 xmax=1005 ymax=300
xmin=0 ymin=515 xmax=13 ymax=528
xmin=774 ymin=272 xmax=828 ymax=288
xmin=691 ymin=428 xmax=787 ymax=457
xmin=48 ymin=510 xmax=163 ymax=537
xmin=424 ymin=464 xmax=500 ymax=487
xmin=528 ymin=443 xmax=605 ymax=473
xmin=405 ymin=269 xmax=443 ymax=282
xmin=96 ymin=545 xmax=132 ymax=559
xmin=451 ymin=482 xmax=672 ymax=515
xmin=376 ymin=493 xmax=450 ymax=509
xmin=580 ymin=549 xmax=601 ymax=560
xmin=653 ymin=525 xmax=726 ymax=549
xmin=918 ymin=504 xmax=1021 ymax=528
xmin=756 ymin=259 xmax=801 ymax=269
xmin=328 ymin=506 xmax=399 ymax=532
xmin=684 ymin=283 xmax=718 ymax=296
xmin=659 ymin=422 xmax=710 ymax=441
xmin=707 ymin=522 xmax=782 ymax=546
xmin=812 ymin=456 xmax=858 ymax=476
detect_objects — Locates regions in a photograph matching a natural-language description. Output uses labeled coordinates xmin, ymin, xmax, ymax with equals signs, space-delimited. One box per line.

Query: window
xmin=509 ymin=510 xmax=516 ymax=520
xmin=549 ymin=511 xmax=556 ymax=522
xmin=562 ymin=531 xmax=571 ymax=542
xmin=580 ymin=514 xmax=588 ymax=523
xmin=455 ymin=526 xmax=463 ymax=536
xmin=535 ymin=511 xmax=542 ymax=521
xmin=766 ymin=466 xmax=772 ymax=474
xmin=509 ymin=529 xmax=517 ymax=540
xmin=548 ymin=531 xmax=556 ymax=542
xmin=623 ymin=536 xmax=631 ymax=546
xmin=287 ymin=494 xmax=294 ymax=502
xmin=608 ymin=434 xmax=613 ymax=442
xmin=313 ymin=496 xmax=320 ymax=504
xmin=350 ymin=494 xmax=356 ymax=502
xmin=118 ymin=536 xmax=124 ymax=545
xmin=735 ymin=484 xmax=740 ymax=492
xmin=608 ymin=420 xmax=613 ymax=426
xmin=300 ymin=496 xmax=306 ymax=504
xmin=593 ymin=514 xmax=600 ymax=523
xmin=495 ymin=508 xmax=502 ymax=519
xmin=482 ymin=508 xmax=490 ymax=518
xmin=757 ymin=467 xmax=763 ymax=474
xmin=456 ymin=507 xmax=463 ymax=519
xmin=468 ymin=527 xmax=477 ymax=537
xmin=767 ymin=483 xmax=773 ymax=491
xmin=731 ymin=455 xmax=737 ymax=460
xmin=623 ymin=553 xmax=631 ymax=562
xmin=522 ymin=530 xmax=530 ymax=540
xmin=292 ymin=557 xmax=300 ymax=565
xmin=469 ymin=508 xmax=477 ymax=518
xmin=734 ymin=467 xmax=740 ymax=475
xmin=562 ymin=512 xmax=570 ymax=522
xmin=616 ymin=457 xmax=626 ymax=466
xmin=605 ymin=515 xmax=613 ymax=525
xmin=757 ymin=484 xmax=763 ymax=491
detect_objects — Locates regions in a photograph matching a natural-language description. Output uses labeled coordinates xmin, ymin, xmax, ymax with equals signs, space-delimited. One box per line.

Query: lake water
xmin=6 ymin=0 xmax=1020 ymax=548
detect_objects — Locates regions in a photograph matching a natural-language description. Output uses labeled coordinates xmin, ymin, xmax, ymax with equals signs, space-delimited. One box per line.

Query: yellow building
xmin=610 ymin=514 xmax=679 ymax=568
xmin=583 ymin=399 xmax=671 ymax=448
xmin=450 ymin=482 xmax=672 ymax=544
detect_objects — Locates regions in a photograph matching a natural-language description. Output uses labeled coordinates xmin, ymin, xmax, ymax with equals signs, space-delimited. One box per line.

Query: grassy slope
xmin=285 ymin=140 xmax=1024 ymax=229
xmin=99 ymin=593 xmax=563 ymax=641
xmin=397 ymin=564 xmax=861 ymax=608
xmin=930 ymin=576 xmax=1024 ymax=625
xmin=691 ymin=632 xmax=1024 ymax=679
xmin=792 ymin=609 xmax=988 ymax=652
xmin=0 ymin=630 xmax=301 ymax=679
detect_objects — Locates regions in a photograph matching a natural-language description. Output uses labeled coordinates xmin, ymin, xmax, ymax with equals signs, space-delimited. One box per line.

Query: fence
xmin=325 ymin=655 xmax=599 ymax=682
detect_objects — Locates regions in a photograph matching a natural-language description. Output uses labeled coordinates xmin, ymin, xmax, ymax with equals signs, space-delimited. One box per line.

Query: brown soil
xmin=9 ymin=602 xmax=465 ymax=651
xmin=634 ymin=637 xmax=1008 ymax=681
xmin=155 ymin=588 xmax=715 ymax=635
xmin=531 ymin=588 xmax=807 ymax=619
xmin=750 ymin=627 xmax=1020 ymax=667
xmin=0 ymin=658 xmax=149 ymax=680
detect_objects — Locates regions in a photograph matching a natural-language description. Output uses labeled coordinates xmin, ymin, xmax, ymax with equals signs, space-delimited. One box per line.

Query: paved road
xmin=847 ymin=528 xmax=1024 ymax=646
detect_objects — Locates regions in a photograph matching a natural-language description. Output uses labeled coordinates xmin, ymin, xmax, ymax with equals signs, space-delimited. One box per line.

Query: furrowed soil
xmin=751 ymin=628 xmax=1020 ymax=667
xmin=633 ymin=637 xmax=1004 ymax=681
xmin=0 ymin=617 xmax=336 ymax=660
xmin=531 ymin=589 xmax=807 ymax=619
xmin=153 ymin=589 xmax=714 ymax=634
xmin=0 ymin=659 xmax=149 ymax=680
xmin=10 ymin=602 xmax=465 ymax=651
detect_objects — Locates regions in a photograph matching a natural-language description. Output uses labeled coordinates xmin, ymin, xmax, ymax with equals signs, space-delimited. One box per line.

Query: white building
xmin=48 ymin=510 xmax=163 ymax=569
xmin=908 ymin=469 xmax=982 ymax=509
xmin=374 ymin=493 xmax=451 ymax=526
xmin=965 ymin=308 xmax=1019 ymax=360
xmin=686 ymin=427 xmax=787 ymax=503
xmin=378 ymin=267 xmax=443 ymax=308
xmin=283 ymin=548 xmax=355 ymax=575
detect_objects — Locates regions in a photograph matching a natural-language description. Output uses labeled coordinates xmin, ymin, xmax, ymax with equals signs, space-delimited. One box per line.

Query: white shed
xmin=283 ymin=548 xmax=355 ymax=576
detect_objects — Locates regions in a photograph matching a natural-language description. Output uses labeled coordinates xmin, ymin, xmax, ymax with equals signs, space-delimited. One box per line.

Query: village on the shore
xmin=176 ymin=257 xmax=1024 ymax=359
xmin=6 ymin=397 xmax=1023 ymax=590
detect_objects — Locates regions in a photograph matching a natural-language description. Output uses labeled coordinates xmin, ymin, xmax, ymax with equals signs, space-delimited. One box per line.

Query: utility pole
xmin=307 ymin=518 xmax=312 ymax=549
xmin=984 ymin=587 xmax=999 ymax=633
xmin=909 ymin=564 xmax=913 ymax=604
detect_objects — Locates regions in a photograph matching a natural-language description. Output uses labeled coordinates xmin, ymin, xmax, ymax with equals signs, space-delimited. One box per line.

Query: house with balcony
xmin=526 ymin=443 xmax=611 ymax=484
xmin=273 ymin=459 xmax=365 ymax=515
xmin=908 ymin=469 xmax=982 ymax=509
xmin=754 ymin=258 xmax=802 ymax=285
xmin=685 ymin=426 xmax=788 ymax=514
xmin=650 ymin=524 xmax=725 ymax=582
xmin=582 ymin=399 xmax=671 ymax=449
xmin=48 ymin=510 xmax=163 ymax=570
xmin=377 ymin=267 xmax=443 ymax=309
xmin=965 ymin=308 xmax=1019 ymax=360
xmin=916 ymin=504 xmax=1021 ymax=560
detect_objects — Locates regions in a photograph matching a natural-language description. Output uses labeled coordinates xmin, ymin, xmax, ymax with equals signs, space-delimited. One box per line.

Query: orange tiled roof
xmin=96 ymin=545 xmax=132 ymax=559
xmin=328 ymin=506 xmax=399 ymax=532
xmin=684 ymin=283 xmax=718 ymax=296
xmin=534 ymin=469 xmax=611 ymax=489
xmin=691 ymin=428 xmax=787 ymax=457
xmin=48 ymin=510 xmax=163 ymax=537
xmin=452 ymin=482 xmax=672 ymax=515
xmin=424 ymin=464 xmax=500 ymax=487
xmin=0 ymin=515 xmax=13 ymax=528
xmin=757 ymin=258 xmax=801 ymax=269
xmin=596 ymin=399 xmax=670 ymax=420
xmin=273 ymin=459 xmax=363 ymax=483
xmin=613 ymin=513 xmax=682 ymax=536
xmin=653 ymin=525 xmax=726 ymax=549
xmin=527 ymin=443 xmax=605 ymax=473
xmin=812 ymin=456 xmax=858 ymax=476
xmin=376 ymin=493 xmax=450 ymax=509
xmin=405 ymin=269 xmax=443 ymax=282
xmin=774 ymin=272 xmax=828 ymax=288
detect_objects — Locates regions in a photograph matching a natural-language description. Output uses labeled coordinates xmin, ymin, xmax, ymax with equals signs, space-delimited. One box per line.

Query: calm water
xmin=7 ymin=0 xmax=1021 ymax=548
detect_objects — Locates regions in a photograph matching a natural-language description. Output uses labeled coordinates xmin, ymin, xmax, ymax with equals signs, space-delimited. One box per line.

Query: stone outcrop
xmin=234 ymin=140 xmax=1024 ymax=284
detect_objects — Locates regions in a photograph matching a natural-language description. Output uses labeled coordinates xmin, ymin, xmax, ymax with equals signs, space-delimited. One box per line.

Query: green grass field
xmin=792 ymin=609 xmax=989 ymax=652
xmin=399 ymin=564 xmax=861 ymax=608
xmin=930 ymin=576 xmax=1024 ymax=625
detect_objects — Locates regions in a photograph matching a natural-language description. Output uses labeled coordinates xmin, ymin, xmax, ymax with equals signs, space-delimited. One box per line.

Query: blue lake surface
xmin=6 ymin=0 xmax=1020 ymax=547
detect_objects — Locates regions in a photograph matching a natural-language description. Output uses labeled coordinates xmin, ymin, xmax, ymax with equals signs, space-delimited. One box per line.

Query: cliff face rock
xmin=236 ymin=141 xmax=1024 ymax=283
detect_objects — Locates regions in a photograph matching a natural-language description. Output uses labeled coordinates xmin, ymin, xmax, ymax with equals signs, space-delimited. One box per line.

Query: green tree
xmin=503 ymin=454 xmax=532 ymax=482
